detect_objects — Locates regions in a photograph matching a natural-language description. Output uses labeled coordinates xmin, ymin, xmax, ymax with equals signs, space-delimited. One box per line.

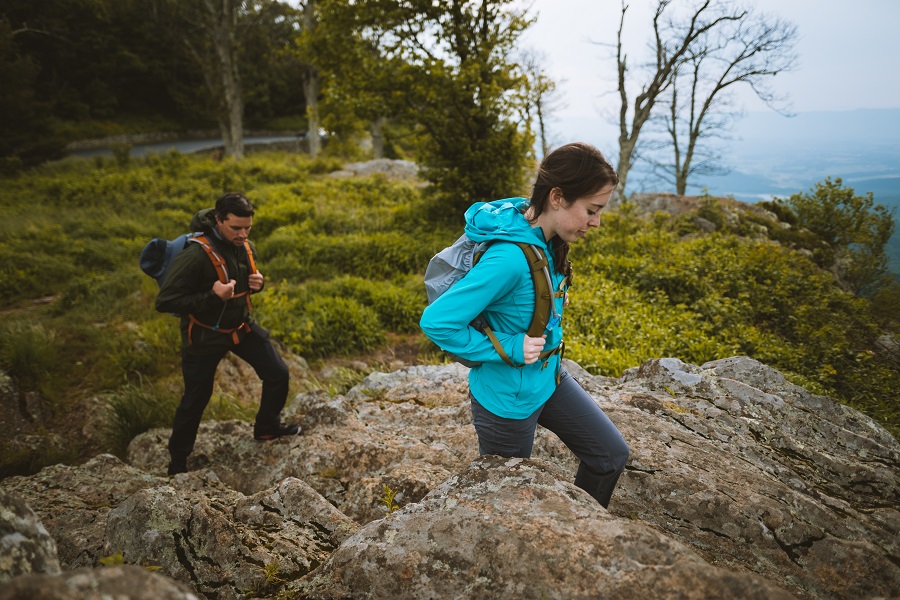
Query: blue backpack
xmin=139 ymin=232 xmax=204 ymax=287
xmin=140 ymin=232 xmax=256 ymax=287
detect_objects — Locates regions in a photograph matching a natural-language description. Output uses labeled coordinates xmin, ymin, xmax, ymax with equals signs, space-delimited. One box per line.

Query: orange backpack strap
xmin=186 ymin=236 xmax=258 ymax=333
xmin=187 ymin=315 xmax=250 ymax=345
xmin=189 ymin=235 xmax=229 ymax=284
xmin=244 ymin=241 xmax=258 ymax=274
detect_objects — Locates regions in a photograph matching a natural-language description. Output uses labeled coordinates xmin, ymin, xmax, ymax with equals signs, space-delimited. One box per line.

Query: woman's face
xmin=551 ymin=184 xmax=616 ymax=242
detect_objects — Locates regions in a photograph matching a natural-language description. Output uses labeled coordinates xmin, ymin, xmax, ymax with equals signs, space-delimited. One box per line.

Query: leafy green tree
xmin=352 ymin=0 xmax=537 ymax=216
xmin=146 ymin=0 xmax=301 ymax=159
xmin=776 ymin=178 xmax=896 ymax=297
xmin=0 ymin=18 xmax=60 ymax=169
xmin=239 ymin=2 xmax=306 ymax=129
xmin=148 ymin=0 xmax=246 ymax=158
xmin=275 ymin=0 xmax=327 ymax=156
xmin=1 ymin=0 xmax=217 ymax=150
xmin=305 ymin=0 xmax=409 ymax=159
xmin=0 ymin=0 xmax=148 ymax=163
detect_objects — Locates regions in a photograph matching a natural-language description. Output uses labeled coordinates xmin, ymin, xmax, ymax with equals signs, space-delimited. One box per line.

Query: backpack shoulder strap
xmin=513 ymin=242 xmax=553 ymax=338
xmin=189 ymin=235 xmax=229 ymax=284
xmin=472 ymin=241 xmax=553 ymax=338
xmin=244 ymin=241 xmax=258 ymax=274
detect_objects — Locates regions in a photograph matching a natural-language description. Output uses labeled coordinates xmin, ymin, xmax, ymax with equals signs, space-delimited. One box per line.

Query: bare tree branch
xmin=614 ymin=0 xmax=746 ymax=200
xmin=652 ymin=4 xmax=797 ymax=193
xmin=615 ymin=0 xmax=797 ymax=197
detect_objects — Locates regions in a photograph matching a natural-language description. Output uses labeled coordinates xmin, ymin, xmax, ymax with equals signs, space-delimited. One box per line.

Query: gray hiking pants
xmin=470 ymin=369 xmax=630 ymax=508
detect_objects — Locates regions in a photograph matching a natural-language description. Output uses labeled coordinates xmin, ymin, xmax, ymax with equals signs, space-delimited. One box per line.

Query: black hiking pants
xmin=168 ymin=325 xmax=289 ymax=461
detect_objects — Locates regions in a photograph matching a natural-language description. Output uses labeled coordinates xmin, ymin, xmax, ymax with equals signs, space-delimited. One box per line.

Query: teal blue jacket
xmin=420 ymin=198 xmax=568 ymax=418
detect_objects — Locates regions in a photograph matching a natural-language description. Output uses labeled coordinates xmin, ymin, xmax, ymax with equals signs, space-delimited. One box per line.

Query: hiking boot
xmin=167 ymin=458 xmax=188 ymax=476
xmin=253 ymin=423 xmax=301 ymax=441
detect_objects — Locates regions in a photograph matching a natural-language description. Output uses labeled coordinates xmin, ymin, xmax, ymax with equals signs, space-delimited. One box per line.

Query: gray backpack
xmin=424 ymin=233 xmax=555 ymax=367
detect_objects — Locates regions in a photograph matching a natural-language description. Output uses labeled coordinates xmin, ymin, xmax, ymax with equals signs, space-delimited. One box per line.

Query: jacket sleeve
xmin=155 ymin=244 xmax=222 ymax=315
xmin=419 ymin=244 xmax=527 ymax=366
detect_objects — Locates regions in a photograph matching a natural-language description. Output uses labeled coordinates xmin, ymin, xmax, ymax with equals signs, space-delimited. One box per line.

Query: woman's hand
xmin=523 ymin=334 xmax=547 ymax=365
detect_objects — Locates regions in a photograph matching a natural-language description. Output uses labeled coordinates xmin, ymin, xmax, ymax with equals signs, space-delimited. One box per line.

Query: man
xmin=156 ymin=192 xmax=298 ymax=475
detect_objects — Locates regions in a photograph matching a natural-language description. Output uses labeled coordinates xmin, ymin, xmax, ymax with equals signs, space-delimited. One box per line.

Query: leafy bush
xmin=1 ymin=149 xmax=896 ymax=475
xmin=101 ymin=380 xmax=179 ymax=458
xmin=262 ymin=231 xmax=439 ymax=281
xmin=569 ymin=210 xmax=899 ymax=434
xmin=255 ymin=274 xmax=425 ymax=358
xmin=258 ymin=289 xmax=384 ymax=359
xmin=0 ymin=321 xmax=62 ymax=391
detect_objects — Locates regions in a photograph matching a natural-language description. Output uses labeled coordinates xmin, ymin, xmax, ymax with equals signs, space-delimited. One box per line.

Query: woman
xmin=419 ymin=142 xmax=630 ymax=508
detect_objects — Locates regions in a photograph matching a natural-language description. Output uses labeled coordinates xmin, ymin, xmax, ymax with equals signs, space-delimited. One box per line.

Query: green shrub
xmin=110 ymin=143 xmax=132 ymax=168
xmin=101 ymin=380 xmax=179 ymax=458
xmin=308 ymin=155 xmax=345 ymax=174
xmin=0 ymin=321 xmax=62 ymax=390
xmin=319 ymin=275 xmax=426 ymax=332
xmin=259 ymin=291 xmax=384 ymax=359
xmin=261 ymin=231 xmax=436 ymax=281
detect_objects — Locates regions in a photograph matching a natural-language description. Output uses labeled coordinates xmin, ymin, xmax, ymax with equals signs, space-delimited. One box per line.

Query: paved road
xmin=68 ymin=135 xmax=301 ymax=158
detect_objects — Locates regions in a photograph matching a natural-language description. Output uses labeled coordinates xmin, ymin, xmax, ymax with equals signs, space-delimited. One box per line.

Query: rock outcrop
xmin=1 ymin=357 xmax=897 ymax=599
xmin=0 ymin=565 xmax=199 ymax=600
xmin=0 ymin=490 xmax=60 ymax=583
xmin=297 ymin=455 xmax=796 ymax=600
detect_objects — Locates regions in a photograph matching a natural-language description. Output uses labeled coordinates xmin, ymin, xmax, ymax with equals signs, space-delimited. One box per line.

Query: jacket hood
xmin=189 ymin=208 xmax=217 ymax=233
xmin=464 ymin=198 xmax=545 ymax=245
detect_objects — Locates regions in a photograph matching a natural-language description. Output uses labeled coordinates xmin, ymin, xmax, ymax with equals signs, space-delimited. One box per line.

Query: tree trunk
xmin=303 ymin=69 xmax=320 ymax=157
xmin=301 ymin=0 xmax=320 ymax=157
xmin=370 ymin=115 xmax=386 ymax=159
xmin=614 ymin=138 xmax=635 ymax=204
xmin=208 ymin=0 xmax=243 ymax=159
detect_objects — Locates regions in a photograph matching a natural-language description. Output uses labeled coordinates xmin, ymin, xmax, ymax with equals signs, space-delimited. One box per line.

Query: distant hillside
xmin=689 ymin=108 xmax=900 ymax=278
xmin=560 ymin=109 xmax=900 ymax=281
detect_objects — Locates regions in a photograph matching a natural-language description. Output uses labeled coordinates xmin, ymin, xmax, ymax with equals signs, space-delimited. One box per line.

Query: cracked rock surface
xmin=1 ymin=357 xmax=897 ymax=599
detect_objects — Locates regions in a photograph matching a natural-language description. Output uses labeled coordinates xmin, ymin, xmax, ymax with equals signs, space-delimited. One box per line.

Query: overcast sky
xmin=519 ymin=0 xmax=900 ymax=128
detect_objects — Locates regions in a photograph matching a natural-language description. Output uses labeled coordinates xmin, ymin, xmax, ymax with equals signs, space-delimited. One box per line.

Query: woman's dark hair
xmin=215 ymin=193 xmax=254 ymax=221
xmin=528 ymin=142 xmax=618 ymax=275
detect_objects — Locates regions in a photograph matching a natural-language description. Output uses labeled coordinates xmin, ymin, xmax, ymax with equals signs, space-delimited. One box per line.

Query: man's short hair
xmin=215 ymin=193 xmax=254 ymax=220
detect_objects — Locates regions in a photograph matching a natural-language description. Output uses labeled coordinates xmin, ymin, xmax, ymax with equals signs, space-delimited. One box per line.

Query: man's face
xmin=216 ymin=214 xmax=253 ymax=246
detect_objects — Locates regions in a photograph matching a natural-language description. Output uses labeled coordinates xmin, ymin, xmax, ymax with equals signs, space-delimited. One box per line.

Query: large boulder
xmin=0 ymin=490 xmax=61 ymax=582
xmin=127 ymin=364 xmax=479 ymax=524
xmin=298 ymin=455 xmax=796 ymax=599
xmin=1 ymin=456 xmax=358 ymax=600
xmin=104 ymin=472 xmax=358 ymax=599
xmin=123 ymin=357 xmax=899 ymax=599
xmin=607 ymin=356 xmax=899 ymax=600
xmin=0 ymin=565 xmax=198 ymax=600
xmin=0 ymin=454 xmax=163 ymax=568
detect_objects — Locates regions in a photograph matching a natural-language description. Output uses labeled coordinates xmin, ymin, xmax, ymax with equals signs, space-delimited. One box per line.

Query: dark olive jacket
xmin=155 ymin=208 xmax=261 ymax=351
